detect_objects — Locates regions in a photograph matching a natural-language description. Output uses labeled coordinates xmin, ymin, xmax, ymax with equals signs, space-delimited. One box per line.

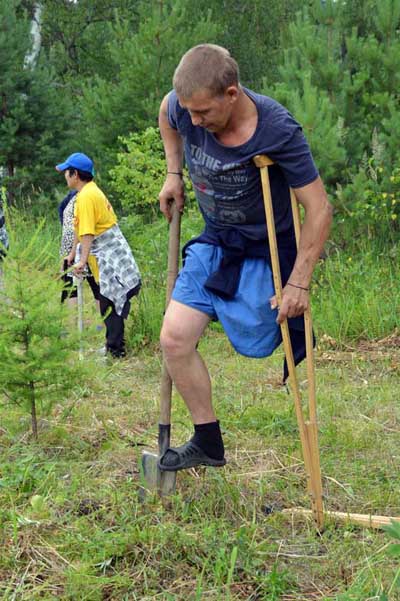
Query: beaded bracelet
xmin=287 ymin=282 xmax=309 ymax=291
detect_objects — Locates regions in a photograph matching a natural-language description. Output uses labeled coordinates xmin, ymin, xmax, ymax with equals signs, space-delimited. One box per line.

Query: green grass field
xmin=1 ymin=324 xmax=399 ymax=600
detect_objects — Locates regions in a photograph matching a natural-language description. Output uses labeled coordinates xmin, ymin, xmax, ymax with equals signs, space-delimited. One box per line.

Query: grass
xmin=312 ymin=242 xmax=400 ymax=345
xmin=0 ymin=326 xmax=399 ymax=600
xmin=1 ymin=213 xmax=399 ymax=599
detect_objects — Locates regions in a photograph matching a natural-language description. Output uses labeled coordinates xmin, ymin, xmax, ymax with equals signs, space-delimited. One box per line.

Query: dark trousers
xmin=99 ymin=294 xmax=130 ymax=357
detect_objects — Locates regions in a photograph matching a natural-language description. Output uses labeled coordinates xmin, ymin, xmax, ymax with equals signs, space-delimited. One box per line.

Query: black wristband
xmin=167 ymin=171 xmax=183 ymax=177
xmin=287 ymin=282 xmax=309 ymax=291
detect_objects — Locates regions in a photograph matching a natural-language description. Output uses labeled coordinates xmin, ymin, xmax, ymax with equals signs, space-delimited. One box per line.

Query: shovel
xmin=140 ymin=202 xmax=181 ymax=497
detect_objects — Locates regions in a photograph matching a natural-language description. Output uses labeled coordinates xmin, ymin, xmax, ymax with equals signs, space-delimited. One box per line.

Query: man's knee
xmin=160 ymin=321 xmax=196 ymax=358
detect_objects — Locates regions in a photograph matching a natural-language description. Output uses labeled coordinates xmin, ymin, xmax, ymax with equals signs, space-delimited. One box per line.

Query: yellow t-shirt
xmin=74 ymin=181 xmax=117 ymax=281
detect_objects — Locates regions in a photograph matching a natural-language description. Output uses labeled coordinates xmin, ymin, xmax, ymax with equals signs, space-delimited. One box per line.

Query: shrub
xmin=109 ymin=126 xmax=195 ymax=221
xmin=335 ymin=157 xmax=400 ymax=244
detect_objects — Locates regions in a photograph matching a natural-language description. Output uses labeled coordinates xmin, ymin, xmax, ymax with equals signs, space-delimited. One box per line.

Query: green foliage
xmin=39 ymin=0 xmax=139 ymax=81
xmin=79 ymin=0 xmax=219 ymax=176
xmin=385 ymin=521 xmax=400 ymax=559
xmin=335 ymin=156 xmax=400 ymax=242
xmin=0 ymin=0 xmax=74 ymax=202
xmin=187 ymin=0 xmax=299 ymax=88
xmin=3 ymin=0 xmax=399 ymax=251
xmin=336 ymin=520 xmax=400 ymax=599
xmin=312 ymin=241 xmax=400 ymax=345
xmin=383 ymin=521 xmax=400 ymax=596
xmin=0 ymin=214 xmax=84 ymax=439
xmin=270 ymin=72 xmax=347 ymax=185
xmin=110 ymin=127 xmax=167 ymax=219
xmin=110 ymin=126 xmax=195 ymax=219
xmin=266 ymin=0 xmax=400 ymax=241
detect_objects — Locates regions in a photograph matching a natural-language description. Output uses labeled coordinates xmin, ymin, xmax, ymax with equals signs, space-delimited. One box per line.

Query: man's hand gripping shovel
xmin=140 ymin=202 xmax=181 ymax=498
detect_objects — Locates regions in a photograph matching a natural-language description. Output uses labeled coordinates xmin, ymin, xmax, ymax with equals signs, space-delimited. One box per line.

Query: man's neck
xmin=216 ymin=88 xmax=257 ymax=146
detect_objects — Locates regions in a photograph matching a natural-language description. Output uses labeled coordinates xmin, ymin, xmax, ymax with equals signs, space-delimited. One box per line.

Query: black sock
xmin=192 ymin=421 xmax=225 ymax=460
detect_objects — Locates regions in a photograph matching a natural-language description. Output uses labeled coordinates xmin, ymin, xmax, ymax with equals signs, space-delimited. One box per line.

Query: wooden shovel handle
xmin=160 ymin=203 xmax=181 ymax=425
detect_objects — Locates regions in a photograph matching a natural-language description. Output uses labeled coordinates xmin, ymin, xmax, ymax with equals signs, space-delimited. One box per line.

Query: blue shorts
xmin=172 ymin=243 xmax=281 ymax=358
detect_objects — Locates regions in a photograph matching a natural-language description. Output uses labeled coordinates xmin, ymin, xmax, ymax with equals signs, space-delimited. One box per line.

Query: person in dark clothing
xmin=157 ymin=44 xmax=333 ymax=472
xmin=0 ymin=199 xmax=9 ymax=291
xmin=0 ymin=200 xmax=9 ymax=259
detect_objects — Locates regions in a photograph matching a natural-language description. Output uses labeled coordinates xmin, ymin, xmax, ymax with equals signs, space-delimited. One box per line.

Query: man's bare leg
xmin=160 ymin=300 xmax=214 ymax=424
xmin=159 ymin=300 xmax=225 ymax=470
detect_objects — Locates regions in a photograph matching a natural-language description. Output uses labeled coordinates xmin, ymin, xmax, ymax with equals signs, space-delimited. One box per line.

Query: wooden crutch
xmin=289 ymin=186 xmax=324 ymax=526
xmin=253 ymin=155 xmax=324 ymax=529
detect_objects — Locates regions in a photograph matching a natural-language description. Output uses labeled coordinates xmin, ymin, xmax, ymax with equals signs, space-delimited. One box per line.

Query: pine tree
xmin=186 ymin=0 xmax=300 ymax=89
xmin=0 ymin=216 xmax=84 ymax=440
xmin=0 ymin=0 xmax=73 ymax=203
xmin=266 ymin=0 xmax=400 ymax=183
xmin=79 ymin=0 xmax=220 ymax=179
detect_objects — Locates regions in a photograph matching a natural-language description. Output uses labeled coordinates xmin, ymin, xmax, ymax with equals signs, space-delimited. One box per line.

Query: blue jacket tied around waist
xmin=182 ymin=223 xmax=314 ymax=383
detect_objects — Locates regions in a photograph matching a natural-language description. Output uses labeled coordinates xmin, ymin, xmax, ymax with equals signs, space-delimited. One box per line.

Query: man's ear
xmin=225 ymin=85 xmax=239 ymax=103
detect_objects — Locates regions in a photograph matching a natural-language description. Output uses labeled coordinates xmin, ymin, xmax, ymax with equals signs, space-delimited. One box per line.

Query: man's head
xmin=55 ymin=152 xmax=94 ymax=189
xmin=173 ymin=44 xmax=239 ymax=99
xmin=173 ymin=44 xmax=241 ymax=134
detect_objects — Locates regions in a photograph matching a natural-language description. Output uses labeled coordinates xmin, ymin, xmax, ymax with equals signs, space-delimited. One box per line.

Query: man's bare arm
xmin=158 ymin=93 xmax=185 ymax=221
xmin=273 ymin=177 xmax=333 ymax=323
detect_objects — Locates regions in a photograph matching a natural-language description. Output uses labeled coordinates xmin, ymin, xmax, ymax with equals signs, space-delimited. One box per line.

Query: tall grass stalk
xmin=312 ymin=242 xmax=400 ymax=346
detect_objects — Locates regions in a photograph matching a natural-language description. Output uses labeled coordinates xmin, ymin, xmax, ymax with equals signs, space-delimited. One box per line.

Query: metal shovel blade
xmin=140 ymin=450 xmax=176 ymax=499
xmin=139 ymin=424 xmax=176 ymax=500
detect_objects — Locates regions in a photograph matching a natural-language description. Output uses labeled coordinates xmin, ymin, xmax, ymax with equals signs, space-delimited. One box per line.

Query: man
xmin=55 ymin=152 xmax=141 ymax=358
xmin=157 ymin=44 xmax=333 ymax=472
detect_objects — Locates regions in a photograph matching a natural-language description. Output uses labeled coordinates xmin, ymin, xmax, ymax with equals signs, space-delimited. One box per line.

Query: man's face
xmin=178 ymin=87 xmax=238 ymax=133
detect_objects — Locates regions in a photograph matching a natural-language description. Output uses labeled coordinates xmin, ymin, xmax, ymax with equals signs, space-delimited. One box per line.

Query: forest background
xmin=1 ymin=0 xmax=399 ymax=238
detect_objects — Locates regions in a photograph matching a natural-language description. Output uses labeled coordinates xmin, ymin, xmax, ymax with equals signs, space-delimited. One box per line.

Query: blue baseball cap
xmin=55 ymin=152 xmax=94 ymax=175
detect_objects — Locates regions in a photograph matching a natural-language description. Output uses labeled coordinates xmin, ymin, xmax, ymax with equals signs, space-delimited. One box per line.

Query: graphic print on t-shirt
xmin=188 ymin=143 xmax=263 ymax=226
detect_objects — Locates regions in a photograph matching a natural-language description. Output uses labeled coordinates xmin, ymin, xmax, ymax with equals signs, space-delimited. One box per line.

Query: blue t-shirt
xmin=168 ymin=88 xmax=318 ymax=235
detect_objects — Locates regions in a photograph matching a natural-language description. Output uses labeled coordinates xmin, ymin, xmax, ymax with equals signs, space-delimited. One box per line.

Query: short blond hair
xmin=173 ymin=44 xmax=239 ymax=99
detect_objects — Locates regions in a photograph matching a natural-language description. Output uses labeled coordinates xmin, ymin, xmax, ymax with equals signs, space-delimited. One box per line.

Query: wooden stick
xmin=160 ymin=203 xmax=181 ymax=426
xmin=283 ymin=507 xmax=400 ymax=529
xmin=253 ymin=154 xmax=323 ymax=529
